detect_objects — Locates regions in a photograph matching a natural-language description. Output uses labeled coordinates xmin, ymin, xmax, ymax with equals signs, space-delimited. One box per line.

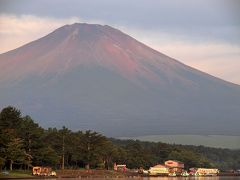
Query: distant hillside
xmin=119 ymin=135 xmax=240 ymax=149
xmin=111 ymin=138 xmax=240 ymax=170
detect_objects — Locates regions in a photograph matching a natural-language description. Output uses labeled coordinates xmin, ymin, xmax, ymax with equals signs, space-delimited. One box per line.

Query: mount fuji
xmin=0 ymin=23 xmax=240 ymax=136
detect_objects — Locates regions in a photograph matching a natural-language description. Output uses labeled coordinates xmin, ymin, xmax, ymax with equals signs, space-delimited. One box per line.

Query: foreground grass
xmin=0 ymin=170 xmax=33 ymax=178
xmin=56 ymin=169 xmax=136 ymax=178
xmin=1 ymin=169 xmax=136 ymax=179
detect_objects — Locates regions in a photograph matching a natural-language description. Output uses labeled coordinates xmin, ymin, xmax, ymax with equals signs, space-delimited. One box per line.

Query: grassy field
xmin=56 ymin=169 xmax=131 ymax=178
xmin=0 ymin=169 xmax=132 ymax=179
xmin=0 ymin=170 xmax=33 ymax=178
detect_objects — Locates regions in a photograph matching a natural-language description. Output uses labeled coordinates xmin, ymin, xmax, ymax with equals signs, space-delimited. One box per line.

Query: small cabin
xmin=190 ymin=168 xmax=219 ymax=176
xmin=149 ymin=164 xmax=169 ymax=175
xmin=114 ymin=163 xmax=127 ymax=172
xmin=165 ymin=160 xmax=184 ymax=174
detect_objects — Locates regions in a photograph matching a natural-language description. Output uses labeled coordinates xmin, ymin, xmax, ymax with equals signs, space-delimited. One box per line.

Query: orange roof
xmin=165 ymin=160 xmax=184 ymax=164
xmin=152 ymin=164 xmax=167 ymax=168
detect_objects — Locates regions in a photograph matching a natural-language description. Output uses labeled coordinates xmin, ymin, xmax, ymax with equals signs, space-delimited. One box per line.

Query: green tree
xmin=0 ymin=106 xmax=24 ymax=170
xmin=5 ymin=137 xmax=28 ymax=170
xmin=100 ymin=141 xmax=118 ymax=169
xmin=167 ymin=148 xmax=211 ymax=169
xmin=0 ymin=106 xmax=21 ymax=130
xmin=35 ymin=146 xmax=59 ymax=166
xmin=18 ymin=115 xmax=44 ymax=169
xmin=78 ymin=130 xmax=108 ymax=169
xmin=124 ymin=141 xmax=155 ymax=169
xmin=39 ymin=128 xmax=62 ymax=166
xmin=0 ymin=106 xmax=22 ymax=150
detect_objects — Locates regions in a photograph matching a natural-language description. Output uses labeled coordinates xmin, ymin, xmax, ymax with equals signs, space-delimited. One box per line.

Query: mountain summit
xmin=0 ymin=23 xmax=240 ymax=136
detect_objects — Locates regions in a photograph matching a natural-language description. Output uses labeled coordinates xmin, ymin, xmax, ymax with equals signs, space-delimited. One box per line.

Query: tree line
xmin=0 ymin=106 xmax=239 ymax=171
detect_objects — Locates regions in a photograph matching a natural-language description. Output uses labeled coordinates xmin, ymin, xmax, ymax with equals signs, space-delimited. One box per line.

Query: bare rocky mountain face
xmin=0 ymin=23 xmax=240 ymax=136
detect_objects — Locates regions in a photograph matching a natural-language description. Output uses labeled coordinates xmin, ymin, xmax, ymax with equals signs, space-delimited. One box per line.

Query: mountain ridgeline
xmin=0 ymin=23 xmax=240 ymax=136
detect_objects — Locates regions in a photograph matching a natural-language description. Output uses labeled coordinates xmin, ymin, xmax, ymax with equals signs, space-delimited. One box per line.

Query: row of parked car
xmin=32 ymin=166 xmax=56 ymax=176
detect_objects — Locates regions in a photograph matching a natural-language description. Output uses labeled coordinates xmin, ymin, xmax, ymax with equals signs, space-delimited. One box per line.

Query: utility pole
xmin=62 ymin=133 xmax=65 ymax=170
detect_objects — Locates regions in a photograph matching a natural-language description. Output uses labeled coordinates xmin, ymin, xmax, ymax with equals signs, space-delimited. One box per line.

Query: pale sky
xmin=0 ymin=0 xmax=240 ymax=85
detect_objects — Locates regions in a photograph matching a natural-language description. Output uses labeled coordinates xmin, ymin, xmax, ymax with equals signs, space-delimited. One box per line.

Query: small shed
xmin=165 ymin=160 xmax=184 ymax=174
xmin=149 ymin=164 xmax=169 ymax=175
xmin=114 ymin=163 xmax=127 ymax=172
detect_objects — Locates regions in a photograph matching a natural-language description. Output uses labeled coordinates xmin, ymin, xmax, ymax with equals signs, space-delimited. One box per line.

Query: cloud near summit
xmin=0 ymin=14 xmax=81 ymax=53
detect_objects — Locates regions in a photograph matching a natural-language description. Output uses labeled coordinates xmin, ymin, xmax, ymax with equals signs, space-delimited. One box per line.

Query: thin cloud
xmin=118 ymin=26 xmax=240 ymax=85
xmin=0 ymin=14 xmax=104 ymax=53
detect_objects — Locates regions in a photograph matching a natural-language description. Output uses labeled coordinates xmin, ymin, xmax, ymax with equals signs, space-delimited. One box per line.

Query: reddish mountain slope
xmin=0 ymin=23 xmax=239 ymax=136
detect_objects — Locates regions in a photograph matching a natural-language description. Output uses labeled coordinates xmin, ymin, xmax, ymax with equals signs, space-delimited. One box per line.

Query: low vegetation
xmin=0 ymin=106 xmax=239 ymax=172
